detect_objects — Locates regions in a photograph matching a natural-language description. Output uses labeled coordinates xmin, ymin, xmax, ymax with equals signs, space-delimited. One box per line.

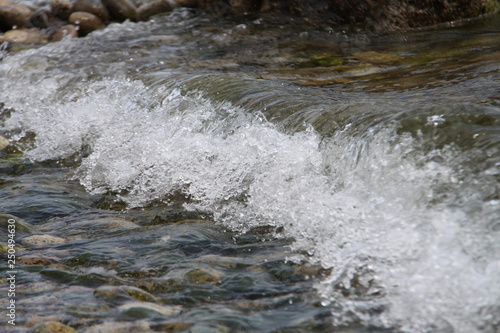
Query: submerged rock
xmin=17 ymin=255 xmax=60 ymax=266
xmin=0 ymin=213 xmax=36 ymax=234
xmin=31 ymin=322 xmax=77 ymax=333
xmin=118 ymin=301 xmax=182 ymax=318
xmin=94 ymin=285 xmax=157 ymax=302
xmin=184 ymin=267 xmax=223 ymax=284
xmin=21 ymin=234 xmax=67 ymax=246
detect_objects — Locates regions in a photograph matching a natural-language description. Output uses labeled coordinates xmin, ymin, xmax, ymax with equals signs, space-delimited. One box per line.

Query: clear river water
xmin=0 ymin=7 xmax=499 ymax=333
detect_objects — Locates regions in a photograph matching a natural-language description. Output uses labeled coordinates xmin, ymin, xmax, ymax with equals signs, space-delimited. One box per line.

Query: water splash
xmin=1 ymin=36 xmax=499 ymax=333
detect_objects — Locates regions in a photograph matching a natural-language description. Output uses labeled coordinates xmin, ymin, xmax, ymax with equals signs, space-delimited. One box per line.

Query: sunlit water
xmin=1 ymin=8 xmax=499 ymax=333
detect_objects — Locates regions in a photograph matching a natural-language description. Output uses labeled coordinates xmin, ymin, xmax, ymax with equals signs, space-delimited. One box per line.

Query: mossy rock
xmin=184 ymin=268 xmax=223 ymax=285
xmin=94 ymin=285 xmax=157 ymax=303
xmin=300 ymin=55 xmax=346 ymax=68
xmin=0 ymin=213 xmax=36 ymax=234
xmin=352 ymin=51 xmax=403 ymax=66
xmin=31 ymin=322 xmax=76 ymax=333
xmin=17 ymin=255 xmax=60 ymax=266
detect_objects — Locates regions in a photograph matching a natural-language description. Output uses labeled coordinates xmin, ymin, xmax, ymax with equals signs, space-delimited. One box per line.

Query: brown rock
xmin=50 ymin=24 xmax=78 ymax=41
xmin=0 ymin=0 xmax=33 ymax=17
xmin=69 ymin=11 xmax=105 ymax=36
xmin=51 ymin=0 xmax=73 ymax=20
xmin=101 ymin=0 xmax=137 ymax=22
xmin=73 ymin=0 xmax=110 ymax=22
xmin=0 ymin=4 xmax=30 ymax=30
xmin=137 ymin=0 xmax=172 ymax=21
xmin=0 ymin=29 xmax=49 ymax=43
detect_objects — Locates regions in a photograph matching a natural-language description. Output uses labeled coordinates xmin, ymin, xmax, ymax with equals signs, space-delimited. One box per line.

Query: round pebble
xmin=73 ymin=0 xmax=110 ymax=22
xmin=69 ymin=11 xmax=106 ymax=36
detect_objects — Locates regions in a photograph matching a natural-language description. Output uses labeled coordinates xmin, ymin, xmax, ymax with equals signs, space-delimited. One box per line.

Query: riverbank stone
xmin=137 ymin=0 xmax=172 ymax=21
xmin=73 ymin=0 xmax=110 ymax=22
xmin=102 ymin=0 xmax=137 ymax=21
xmin=69 ymin=11 xmax=106 ymax=35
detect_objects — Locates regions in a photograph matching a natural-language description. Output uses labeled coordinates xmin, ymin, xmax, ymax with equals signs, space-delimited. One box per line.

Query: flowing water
xmin=0 ymin=8 xmax=499 ymax=333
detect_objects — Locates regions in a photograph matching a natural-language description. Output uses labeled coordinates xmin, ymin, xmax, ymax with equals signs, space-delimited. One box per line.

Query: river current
xmin=0 ymin=8 xmax=499 ymax=333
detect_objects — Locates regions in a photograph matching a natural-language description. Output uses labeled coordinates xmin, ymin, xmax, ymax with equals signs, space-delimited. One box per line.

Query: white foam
xmin=1 ymin=71 xmax=498 ymax=332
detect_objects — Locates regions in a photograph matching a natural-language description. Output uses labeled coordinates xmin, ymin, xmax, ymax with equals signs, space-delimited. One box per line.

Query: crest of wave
xmin=3 ymin=78 xmax=498 ymax=333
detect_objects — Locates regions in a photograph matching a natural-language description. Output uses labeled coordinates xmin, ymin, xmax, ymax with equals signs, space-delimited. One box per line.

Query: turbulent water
xmin=1 ymin=8 xmax=499 ymax=333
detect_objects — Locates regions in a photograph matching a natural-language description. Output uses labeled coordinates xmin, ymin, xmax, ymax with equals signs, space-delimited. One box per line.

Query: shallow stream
xmin=0 ymin=8 xmax=499 ymax=333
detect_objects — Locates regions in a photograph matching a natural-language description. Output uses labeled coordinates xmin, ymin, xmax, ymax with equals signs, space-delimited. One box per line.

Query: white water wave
xmin=1 ymin=76 xmax=499 ymax=333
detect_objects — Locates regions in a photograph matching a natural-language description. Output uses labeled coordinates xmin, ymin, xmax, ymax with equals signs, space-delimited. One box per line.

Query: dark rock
xmin=50 ymin=24 xmax=78 ymax=41
xmin=101 ymin=0 xmax=137 ymax=21
xmin=0 ymin=2 xmax=32 ymax=31
xmin=230 ymin=0 xmax=263 ymax=13
xmin=30 ymin=8 xmax=53 ymax=28
xmin=73 ymin=0 xmax=110 ymax=22
xmin=51 ymin=0 xmax=73 ymax=20
xmin=69 ymin=11 xmax=106 ymax=36
xmin=174 ymin=0 xmax=197 ymax=7
xmin=213 ymin=0 xmax=500 ymax=31
xmin=137 ymin=0 xmax=172 ymax=21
